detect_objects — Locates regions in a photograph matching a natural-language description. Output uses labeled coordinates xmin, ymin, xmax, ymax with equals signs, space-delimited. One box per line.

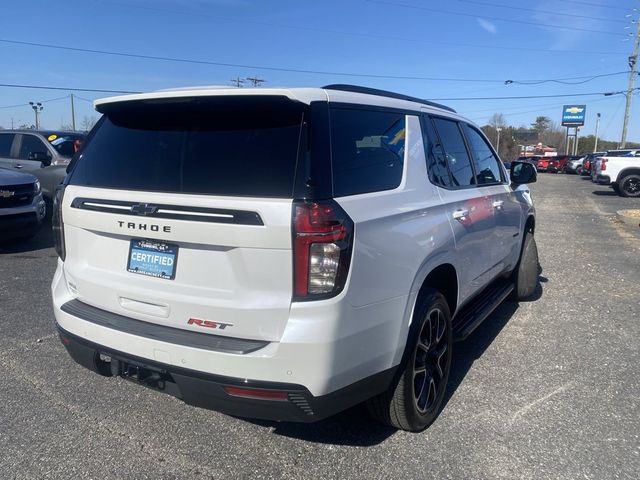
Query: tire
xmin=619 ymin=174 xmax=640 ymax=198
xmin=367 ymin=289 xmax=452 ymax=432
xmin=511 ymin=231 xmax=539 ymax=300
xmin=576 ymin=166 xmax=583 ymax=175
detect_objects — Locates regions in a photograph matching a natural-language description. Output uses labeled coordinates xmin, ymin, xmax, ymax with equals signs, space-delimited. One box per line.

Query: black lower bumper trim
xmin=56 ymin=324 xmax=396 ymax=423
xmin=60 ymin=299 xmax=269 ymax=354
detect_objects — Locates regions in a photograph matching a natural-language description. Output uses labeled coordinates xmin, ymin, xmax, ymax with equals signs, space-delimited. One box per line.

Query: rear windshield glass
xmin=68 ymin=96 xmax=305 ymax=197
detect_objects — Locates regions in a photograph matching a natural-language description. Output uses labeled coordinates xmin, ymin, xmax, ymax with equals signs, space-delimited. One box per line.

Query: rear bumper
xmin=57 ymin=324 xmax=395 ymax=423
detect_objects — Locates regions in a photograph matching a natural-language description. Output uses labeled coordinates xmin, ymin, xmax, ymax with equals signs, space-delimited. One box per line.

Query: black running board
xmin=452 ymin=279 xmax=514 ymax=342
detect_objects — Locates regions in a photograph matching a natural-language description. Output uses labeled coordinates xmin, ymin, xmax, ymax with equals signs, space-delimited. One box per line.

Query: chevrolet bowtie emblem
xmin=130 ymin=203 xmax=158 ymax=215
xmin=0 ymin=190 xmax=15 ymax=198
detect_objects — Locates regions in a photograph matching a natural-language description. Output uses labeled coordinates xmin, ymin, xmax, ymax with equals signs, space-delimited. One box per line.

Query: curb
xmin=616 ymin=209 xmax=640 ymax=228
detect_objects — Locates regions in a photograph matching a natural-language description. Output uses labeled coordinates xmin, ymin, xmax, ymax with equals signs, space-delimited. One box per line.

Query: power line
xmin=0 ymin=94 xmax=70 ymax=110
xmin=0 ymin=39 xmax=630 ymax=85
xmin=506 ymin=71 xmax=631 ymax=85
xmin=456 ymin=0 xmax=627 ymax=23
xmin=433 ymin=88 xmax=640 ymax=101
xmin=0 ymin=83 xmax=139 ymax=94
xmin=366 ymin=0 xmax=627 ymax=37
xmin=553 ymin=0 xmax=631 ymax=11
xmin=1 ymin=81 xmax=637 ymax=102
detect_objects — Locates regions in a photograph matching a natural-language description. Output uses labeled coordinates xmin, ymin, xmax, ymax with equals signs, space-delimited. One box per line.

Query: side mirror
xmin=510 ymin=161 xmax=537 ymax=184
xmin=29 ymin=151 xmax=52 ymax=166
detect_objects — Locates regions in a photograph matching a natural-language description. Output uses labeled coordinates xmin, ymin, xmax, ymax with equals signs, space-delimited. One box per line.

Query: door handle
xmin=452 ymin=209 xmax=469 ymax=220
xmin=14 ymin=164 xmax=23 ymax=169
xmin=492 ymin=200 xmax=504 ymax=210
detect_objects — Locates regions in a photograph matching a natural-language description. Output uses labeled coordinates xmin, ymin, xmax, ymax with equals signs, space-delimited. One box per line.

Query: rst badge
xmin=188 ymin=318 xmax=234 ymax=330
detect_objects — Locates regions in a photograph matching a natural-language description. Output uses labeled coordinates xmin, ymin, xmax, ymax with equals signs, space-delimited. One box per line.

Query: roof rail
xmin=323 ymin=84 xmax=456 ymax=113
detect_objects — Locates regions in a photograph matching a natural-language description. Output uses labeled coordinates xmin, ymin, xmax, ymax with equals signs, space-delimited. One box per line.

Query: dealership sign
xmin=562 ymin=105 xmax=586 ymax=126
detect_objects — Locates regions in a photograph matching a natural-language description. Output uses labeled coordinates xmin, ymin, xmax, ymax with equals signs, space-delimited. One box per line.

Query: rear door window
xmin=431 ymin=118 xmax=475 ymax=188
xmin=68 ymin=97 xmax=307 ymax=198
xmin=462 ymin=124 xmax=504 ymax=185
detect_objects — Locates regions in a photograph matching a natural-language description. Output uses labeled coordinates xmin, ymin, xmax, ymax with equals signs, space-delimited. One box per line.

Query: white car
xmin=51 ymin=85 xmax=538 ymax=431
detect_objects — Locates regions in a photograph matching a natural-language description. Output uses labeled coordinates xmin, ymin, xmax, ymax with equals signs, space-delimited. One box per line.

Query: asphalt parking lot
xmin=1 ymin=174 xmax=638 ymax=480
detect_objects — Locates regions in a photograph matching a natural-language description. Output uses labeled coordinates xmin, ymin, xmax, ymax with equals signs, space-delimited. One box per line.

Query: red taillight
xmin=223 ymin=386 xmax=288 ymax=401
xmin=601 ymin=159 xmax=607 ymax=171
xmin=52 ymin=185 xmax=66 ymax=261
xmin=292 ymin=200 xmax=353 ymax=299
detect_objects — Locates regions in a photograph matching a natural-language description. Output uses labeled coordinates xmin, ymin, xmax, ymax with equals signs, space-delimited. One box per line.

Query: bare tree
xmin=81 ymin=115 xmax=98 ymax=131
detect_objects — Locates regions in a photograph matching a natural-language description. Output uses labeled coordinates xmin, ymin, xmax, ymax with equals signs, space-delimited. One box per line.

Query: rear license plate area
xmin=127 ymin=239 xmax=178 ymax=280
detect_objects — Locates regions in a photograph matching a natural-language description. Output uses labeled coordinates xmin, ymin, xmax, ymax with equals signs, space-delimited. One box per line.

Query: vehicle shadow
xmin=592 ymin=190 xmax=618 ymax=196
xmin=244 ymin=403 xmax=397 ymax=446
xmin=0 ymin=217 xmax=54 ymax=254
xmin=246 ymin=273 xmax=545 ymax=446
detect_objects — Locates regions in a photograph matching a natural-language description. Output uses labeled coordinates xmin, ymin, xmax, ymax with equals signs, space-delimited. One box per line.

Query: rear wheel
xmin=512 ymin=231 xmax=539 ymax=300
xmin=576 ymin=166 xmax=583 ymax=175
xmin=367 ymin=289 xmax=452 ymax=432
xmin=619 ymin=174 xmax=640 ymax=197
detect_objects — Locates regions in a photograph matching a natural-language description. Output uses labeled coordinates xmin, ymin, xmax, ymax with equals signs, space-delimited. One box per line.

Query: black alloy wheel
xmin=620 ymin=174 xmax=640 ymax=197
xmin=367 ymin=289 xmax=452 ymax=432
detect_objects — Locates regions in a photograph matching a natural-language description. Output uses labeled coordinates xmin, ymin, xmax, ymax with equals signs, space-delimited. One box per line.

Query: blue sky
xmin=0 ymin=0 xmax=638 ymax=141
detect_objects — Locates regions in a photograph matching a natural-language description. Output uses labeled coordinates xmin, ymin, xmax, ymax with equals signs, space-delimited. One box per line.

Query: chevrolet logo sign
xmin=130 ymin=203 xmax=158 ymax=215
xmin=0 ymin=190 xmax=15 ymax=198
xmin=565 ymin=107 xmax=584 ymax=114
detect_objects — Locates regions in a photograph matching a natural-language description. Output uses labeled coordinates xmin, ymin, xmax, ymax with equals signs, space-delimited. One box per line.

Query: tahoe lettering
xmin=117 ymin=220 xmax=171 ymax=233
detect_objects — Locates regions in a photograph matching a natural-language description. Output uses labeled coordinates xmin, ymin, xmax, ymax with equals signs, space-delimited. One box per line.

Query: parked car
xmin=570 ymin=153 xmax=604 ymax=175
xmin=52 ymin=84 xmax=538 ymax=432
xmin=548 ymin=155 xmax=570 ymax=173
xmin=0 ymin=168 xmax=46 ymax=243
xmin=591 ymin=150 xmax=637 ymax=182
xmin=0 ymin=130 xmax=86 ymax=202
xmin=536 ymin=157 xmax=553 ymax=172
xmin=595 ymin=152 xmax=640 ymax=196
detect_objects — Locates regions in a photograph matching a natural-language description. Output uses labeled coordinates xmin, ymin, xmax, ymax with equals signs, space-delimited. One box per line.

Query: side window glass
xmin=330 ymin=108 xmax=405 ymax=197
xmin=463 ymin=124 xmax=503 ymax=185
xmin=17 ymin=135 xmax=49 ymax=160
xmin=0 ymin=133 xmax=15 ymax=157
xmin=422 ymin=116 xmax=452 ymax=188
xmin=431 ymin=118 xmax=475 ymax=188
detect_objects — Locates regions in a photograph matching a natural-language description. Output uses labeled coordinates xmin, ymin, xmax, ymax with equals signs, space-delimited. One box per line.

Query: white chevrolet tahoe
xmin=52 ymin=85 xmax=538 ymax=431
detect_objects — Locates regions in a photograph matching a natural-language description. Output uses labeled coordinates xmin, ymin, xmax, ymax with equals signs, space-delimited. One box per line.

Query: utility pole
xmin=496 ymin=127 xmax=502 ymax=156
xmin=230 ymin=77 xmax=245 ymax=88
xmin=70 ymin=94 xmax=76 ymax=131
xmin=29 ymin=102 xmax=43 ymax=129
xmin=574 ymin=127 xmax=579 ymax=155
xmin=620 ymin=17 xmax=640 ymax=148
xmin=594 ymin=113 xmax=601 ymax=153
xmin=246 ymin=76 xmax=265 ymax=87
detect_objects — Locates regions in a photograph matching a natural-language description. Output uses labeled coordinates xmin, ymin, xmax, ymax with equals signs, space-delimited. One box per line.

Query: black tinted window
xmin=69 ymin=97 xmax=305 ymax=197
xmin=0 ymin=133 xmax=14 ymax=157
xmin=330 ymin=108 xmax=405 ymax=197
xmin=422 ymin=116 xmax=452 ymax=188
xmin=463 ymin=124 xmax=503 ymax=184
xmin=48 ymin=134 xmax=85 ymax=157
xmin=432 ymin=118 xmax=475 ymax=187
xmin=18 ymin=135 xmax=48 ymax=160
